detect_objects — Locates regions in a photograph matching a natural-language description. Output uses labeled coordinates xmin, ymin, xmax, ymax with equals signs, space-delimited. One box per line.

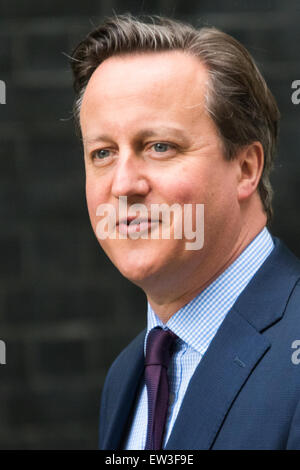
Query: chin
xmin=119 ymin=263 xmax=155 ymax=284
xmin=101 ymin=239 xmax=175 ymax=285
xmin=113 ymin=253 xmax=161 ymax=285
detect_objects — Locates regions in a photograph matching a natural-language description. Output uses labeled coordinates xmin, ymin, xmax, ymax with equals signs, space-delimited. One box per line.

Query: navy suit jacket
xmin=98 ymin=237 xmax=300 ymax=449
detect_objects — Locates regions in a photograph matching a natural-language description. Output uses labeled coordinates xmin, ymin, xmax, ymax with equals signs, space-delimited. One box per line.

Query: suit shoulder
xmin=273 ymin=237 xmax=300 ymax=274
xmin=286 ymin=278 xmax=300 ymax=313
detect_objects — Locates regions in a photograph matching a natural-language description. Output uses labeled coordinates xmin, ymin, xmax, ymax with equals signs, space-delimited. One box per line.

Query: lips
xmin=117 ymin=216 xmax=158 ymax=225
xmin=116 ymin=216 xmax=160 ymax=235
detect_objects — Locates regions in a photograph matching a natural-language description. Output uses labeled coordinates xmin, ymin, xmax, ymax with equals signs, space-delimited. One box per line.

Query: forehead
xmin=80 ymin=50 xmax=210 ymax=136
xmin=81 ymin=50 xmax=208 ymax=105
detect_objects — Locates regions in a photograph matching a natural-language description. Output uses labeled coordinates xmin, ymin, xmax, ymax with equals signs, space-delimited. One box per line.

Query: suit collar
xmin=165 ymin=237 xmax=300 ymax=449
xmin=232 ymin=236 xmax=300 ymax=332
xmin=165 ymin=308 xmax=270 ymax=449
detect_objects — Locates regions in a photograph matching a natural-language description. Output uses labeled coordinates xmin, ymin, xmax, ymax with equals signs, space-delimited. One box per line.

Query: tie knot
xmin=145 ymin=327 xmax=178 ymax=369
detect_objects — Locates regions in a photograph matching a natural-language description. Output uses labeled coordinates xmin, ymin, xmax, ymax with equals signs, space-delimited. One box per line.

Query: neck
xmin=146 ymin=210 xmax=267 ymax=323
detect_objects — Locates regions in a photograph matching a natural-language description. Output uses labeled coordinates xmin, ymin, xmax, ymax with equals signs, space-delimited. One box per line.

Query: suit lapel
xmin=165 ymin=308 xmax=270 ymax=449
xmin=101 ymin=330 xmax=145 ymax=450
xmin=166 ymin=237 xmax=300 ymax=449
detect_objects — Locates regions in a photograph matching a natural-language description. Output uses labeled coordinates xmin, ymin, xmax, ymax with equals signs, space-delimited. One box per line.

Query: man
xmin=70 ymin=15 xmax=300 ymax=450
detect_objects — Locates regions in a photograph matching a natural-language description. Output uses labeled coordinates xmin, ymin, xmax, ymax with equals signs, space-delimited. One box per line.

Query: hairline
xmin=74 ymin=49 xmax=215 ymax=139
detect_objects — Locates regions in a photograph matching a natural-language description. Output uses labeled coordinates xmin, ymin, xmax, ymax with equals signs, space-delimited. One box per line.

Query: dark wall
xmin=0 ymin=0 xmax=299 ymax=449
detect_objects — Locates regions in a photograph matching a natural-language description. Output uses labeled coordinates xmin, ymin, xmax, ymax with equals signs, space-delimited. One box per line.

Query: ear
xmin=237 ymin=141 xmax=264 ymax=202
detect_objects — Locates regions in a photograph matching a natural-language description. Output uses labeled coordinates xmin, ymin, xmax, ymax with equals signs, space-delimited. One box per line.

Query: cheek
xmin=85 ymin=184 xmax=96 ymax=222
xmin=159 ymin=167 xmax=206 ymax=205
xmin=167 ymin=176 xmax=209 ymax=206
xmin=85 ymin=177 xmax=108 ymax=227
xmin=167 ymin=183 xmax=194 ymax=204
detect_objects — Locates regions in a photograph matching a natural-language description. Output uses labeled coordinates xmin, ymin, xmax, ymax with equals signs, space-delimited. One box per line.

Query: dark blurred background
xmin=0 ymin=0 xmax=299 ymax=449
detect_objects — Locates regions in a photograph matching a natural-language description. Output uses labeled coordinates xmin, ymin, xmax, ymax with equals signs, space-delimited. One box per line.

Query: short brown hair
xmin=70 ymin=14 xmax=280 ymax=222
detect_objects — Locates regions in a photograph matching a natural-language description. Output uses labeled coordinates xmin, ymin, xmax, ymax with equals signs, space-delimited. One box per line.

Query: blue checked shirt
xmin=124 ymin=227 xmax=274 ymax=450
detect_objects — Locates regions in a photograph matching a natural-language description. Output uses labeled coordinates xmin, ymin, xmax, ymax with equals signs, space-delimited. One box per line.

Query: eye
xmin=90 ymin=148 xmax=116 ymax=165
xmin=92 ymin=149 xmax=112 ymax=160
xmin=153 ymin=143 xmax=171 ymax=153
xmin=148 ymin=142 xmax=178 ymax=158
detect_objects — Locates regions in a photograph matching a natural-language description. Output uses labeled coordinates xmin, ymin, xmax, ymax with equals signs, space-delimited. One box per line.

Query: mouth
xmin=116 ymin=216 xmax=160 ymax=235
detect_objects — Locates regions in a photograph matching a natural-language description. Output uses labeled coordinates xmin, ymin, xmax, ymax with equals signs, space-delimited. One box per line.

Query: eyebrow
xmin=82 ymin=127 xmax=190 ymax=146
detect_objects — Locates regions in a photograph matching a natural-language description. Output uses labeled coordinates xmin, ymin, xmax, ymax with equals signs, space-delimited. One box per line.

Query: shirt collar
xmin=145 ymin=226 xmax=274 ymax=356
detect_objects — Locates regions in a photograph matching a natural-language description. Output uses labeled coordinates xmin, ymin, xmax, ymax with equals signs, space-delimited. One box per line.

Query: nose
xmin=111 ymin=150 xmax=150 ymax=199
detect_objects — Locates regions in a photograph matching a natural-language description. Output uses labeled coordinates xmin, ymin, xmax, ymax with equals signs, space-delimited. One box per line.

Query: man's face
xmin=80 ymin=51 xmax=241 ymax=293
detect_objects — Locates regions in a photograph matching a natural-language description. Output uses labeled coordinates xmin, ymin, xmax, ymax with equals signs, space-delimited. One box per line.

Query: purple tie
xmin=144 ymin=327 xmax=178 ymax=450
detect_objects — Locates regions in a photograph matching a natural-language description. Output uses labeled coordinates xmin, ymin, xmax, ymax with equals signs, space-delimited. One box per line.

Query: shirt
xmin=124 ymin=226 xmax=274 ymax=449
